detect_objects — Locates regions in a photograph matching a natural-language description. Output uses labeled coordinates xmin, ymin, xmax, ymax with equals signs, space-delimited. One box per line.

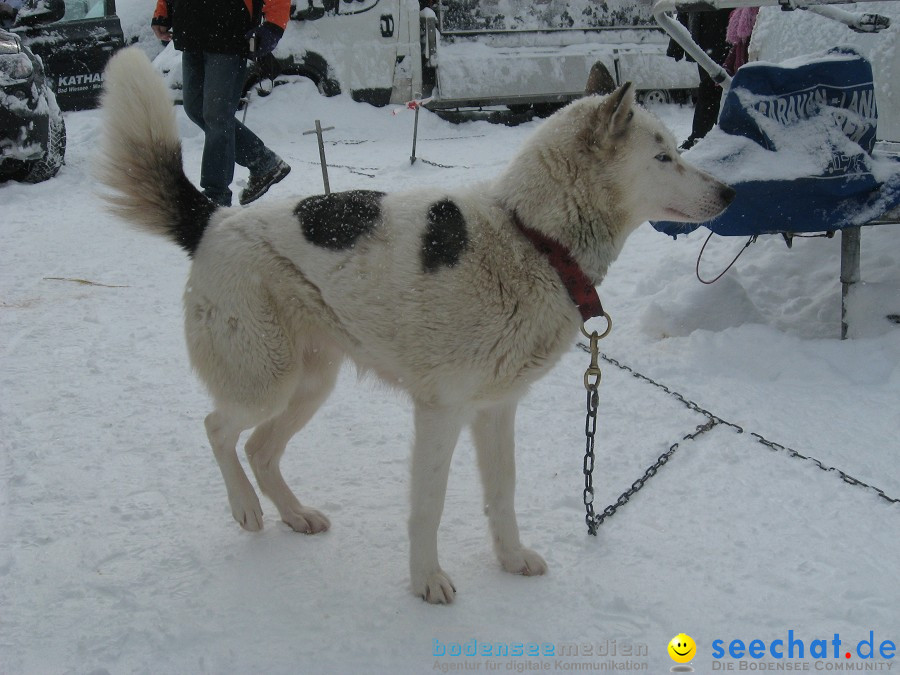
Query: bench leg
xmin=840 ymin=226 xmax=861 ymax=340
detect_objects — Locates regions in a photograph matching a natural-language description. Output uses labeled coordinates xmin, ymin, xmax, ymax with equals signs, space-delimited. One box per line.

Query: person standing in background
xmin=724 ymin=7 xmax=760 ymax=76
xmin=667 ymin=9 xmax=732 ymax=150
xmin=151 ymin=0 xmax=291 ymax=207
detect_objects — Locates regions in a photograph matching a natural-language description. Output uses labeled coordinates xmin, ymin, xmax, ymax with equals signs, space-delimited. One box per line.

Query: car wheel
xmin=22 ymin=114 xmax=66 ymax=184
xmin=638 ymin=89 xmax=671 ymax=106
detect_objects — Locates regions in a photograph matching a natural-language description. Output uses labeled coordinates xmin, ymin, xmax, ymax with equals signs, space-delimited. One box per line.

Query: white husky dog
xmin=98 ymin=48 xmax=733 ymax=604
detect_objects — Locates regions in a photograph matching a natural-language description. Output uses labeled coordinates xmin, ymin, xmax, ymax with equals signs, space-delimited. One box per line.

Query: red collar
xmin=512 ymin=212 xmax=604 ymax=322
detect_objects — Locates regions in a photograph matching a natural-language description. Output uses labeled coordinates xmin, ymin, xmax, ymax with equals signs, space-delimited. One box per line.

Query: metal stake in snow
xmin=410 ymin=103 xmax=420 ymax=164
xmin=303 ymin=120 xmax=334 ymax=194
xmin=840 ymin=226 xmax=861 ymax=340
xmin=240 ymin=95 xmax=250 ymax=125
xmin=403 ymin=99 xmax=431 ymax=164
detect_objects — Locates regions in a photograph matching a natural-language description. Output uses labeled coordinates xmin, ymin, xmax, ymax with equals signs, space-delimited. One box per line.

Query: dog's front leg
xmin=472 ymin=401 xmax=547 ymax=577
xmin=408 ymin=402 xmax=465 ymax=604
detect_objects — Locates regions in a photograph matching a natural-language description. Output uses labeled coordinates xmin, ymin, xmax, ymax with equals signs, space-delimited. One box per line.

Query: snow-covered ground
xmin=3 ymin=19 xmax=900 ymax=675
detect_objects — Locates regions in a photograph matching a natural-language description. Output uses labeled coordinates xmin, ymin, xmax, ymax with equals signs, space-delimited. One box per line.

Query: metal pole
xmin=840 ymin=226 xmax=861 ymax=340
xmin=241 ymin=95 xmax=250 ymax=125
xmin=303 ymin=120 xmax=335 ymax=194
xmin=410 ymin=104 xmax=420 ymax=165
xmin=651 ymin=0 xmax=890 ymax=86
xmin=652 ymin=1 xmax=732 ymax=88
xmin=315 ymin=120 xmax=330 ymax=194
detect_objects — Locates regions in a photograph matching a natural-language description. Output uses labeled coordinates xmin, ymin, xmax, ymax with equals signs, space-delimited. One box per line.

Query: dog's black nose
xmin=720 ymin=185 xmax=736 ymax=204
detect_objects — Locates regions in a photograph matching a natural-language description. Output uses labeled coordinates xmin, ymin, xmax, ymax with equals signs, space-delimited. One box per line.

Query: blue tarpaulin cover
xmin=652 ymin=47 xmax=900 ymax=238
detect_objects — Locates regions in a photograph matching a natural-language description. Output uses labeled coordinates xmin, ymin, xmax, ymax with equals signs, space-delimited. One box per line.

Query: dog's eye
xmin=655 ymin=153 xmax=673 ymax=163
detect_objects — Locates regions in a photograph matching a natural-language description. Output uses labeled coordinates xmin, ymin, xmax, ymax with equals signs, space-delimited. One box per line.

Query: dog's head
xmin=578 ymin=82 xmax=735 ymax=225
xmin=496 ymin=82 xmax=736 ymax=282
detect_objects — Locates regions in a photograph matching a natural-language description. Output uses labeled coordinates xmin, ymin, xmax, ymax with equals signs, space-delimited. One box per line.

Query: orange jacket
xmin=152 ymin=0 xmax=290 ymax=55
xmin=153 ymin=0 xmax=289 ymax=30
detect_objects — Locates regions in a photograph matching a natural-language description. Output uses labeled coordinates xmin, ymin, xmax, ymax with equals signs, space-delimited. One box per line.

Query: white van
xmin=156 ymin=0 xmax=699 ymax=115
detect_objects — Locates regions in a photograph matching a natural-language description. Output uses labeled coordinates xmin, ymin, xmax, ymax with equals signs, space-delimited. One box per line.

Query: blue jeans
xmin=181 ymin=51 xmax=280 ymax=206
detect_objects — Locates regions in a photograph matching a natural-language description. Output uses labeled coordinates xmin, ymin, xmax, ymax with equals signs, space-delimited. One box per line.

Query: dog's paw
xmin=282 ymin=506 xmax=330 ymax=534
xmin=412 ymin=570 xmax=456 ymax=605
xmin=500 ymin=547 xmax=548 ymax=576
xmin=232 ymin=498 xmax=264 ymax=532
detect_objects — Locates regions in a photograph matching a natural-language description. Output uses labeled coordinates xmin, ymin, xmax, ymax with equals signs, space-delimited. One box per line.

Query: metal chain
xmin=750 ymin=433 xmax=900 ymax=504
xmin=583 ymin=382 xmax=600 ymax=534
xmin=579 ymin=342 xmax=900 ymax=535
xmin=418 ymin=157 xmax=472 ymax=169
xmin=588 ymin=418 xmax=719 ymax=533
xmin=582 ymin=342 xmax=737 ymax=534
xmin=297 ymin=160 xmax=378 ymax=178
xmin=593 ymin=349 xmax=742 ymax=433
xmin=581 ymin=319 xmax=611 ymax=535
xmin=600 ymin=347 xmax=899 ymax=504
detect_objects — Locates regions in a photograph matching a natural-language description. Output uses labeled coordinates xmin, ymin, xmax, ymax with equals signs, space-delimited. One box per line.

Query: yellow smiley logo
xmin=668 ymin=633 xmax=696 ymax=663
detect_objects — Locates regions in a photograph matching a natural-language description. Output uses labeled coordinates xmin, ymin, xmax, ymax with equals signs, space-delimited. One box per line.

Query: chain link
xmin=579 ymin=342 xmax=900 ymax=535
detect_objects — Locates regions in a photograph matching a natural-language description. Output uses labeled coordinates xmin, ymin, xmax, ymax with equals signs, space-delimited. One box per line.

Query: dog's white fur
xmin=98 ymin=48 xmax=733 ymax=603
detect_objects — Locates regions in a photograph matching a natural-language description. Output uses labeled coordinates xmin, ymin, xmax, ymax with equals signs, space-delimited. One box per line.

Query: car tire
xmin=22 ymin=114 xmax=66 ymax=183
xmin=637 ymin=89 xmax=671 ymax=106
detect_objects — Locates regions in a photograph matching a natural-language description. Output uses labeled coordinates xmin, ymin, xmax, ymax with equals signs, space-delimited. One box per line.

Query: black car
xmin=6 ymin=0 xmax=125 ymax=111
xmin=2 ymin=0 xmax=124 ymax=182
xmin=0 ymin=27 xmax=65 ymax=182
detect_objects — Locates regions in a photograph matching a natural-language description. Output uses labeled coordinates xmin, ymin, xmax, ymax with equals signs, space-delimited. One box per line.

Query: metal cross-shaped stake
xmin=303 ymin=119 xmax=335 ymax=194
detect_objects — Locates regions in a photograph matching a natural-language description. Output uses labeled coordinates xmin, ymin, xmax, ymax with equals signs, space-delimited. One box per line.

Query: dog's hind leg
xmin=472 ymin=401 xmax=547 ymax=577
xmin=244 ymin=347 xmax=340 ymax=534
xmin=205 ymin=409 xmax=265 ymax=531
xmin=408 ymin=402 xmax=466 ymax=604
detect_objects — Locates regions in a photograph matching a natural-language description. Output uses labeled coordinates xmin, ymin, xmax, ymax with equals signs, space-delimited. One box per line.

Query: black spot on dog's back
xmin=295 ymin=190 xmax=385 ymax=250
xmin=422 ymin=199 xmax=468 ymax=272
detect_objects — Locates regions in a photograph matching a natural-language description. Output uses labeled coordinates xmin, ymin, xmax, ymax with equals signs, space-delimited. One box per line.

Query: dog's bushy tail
xmin=97 ymin=47 xmax=214 ymax=256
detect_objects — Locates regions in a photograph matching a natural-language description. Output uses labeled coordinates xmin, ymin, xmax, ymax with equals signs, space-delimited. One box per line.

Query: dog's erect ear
xmin=590 ymin=82 xmax=635 ymax=143
xmin=605 ymin=82 xmax=635 ymax=136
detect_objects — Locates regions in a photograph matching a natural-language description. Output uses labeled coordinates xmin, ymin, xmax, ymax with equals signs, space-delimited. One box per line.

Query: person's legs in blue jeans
xmin=182 ymin=51 xmax=280 ymax=206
